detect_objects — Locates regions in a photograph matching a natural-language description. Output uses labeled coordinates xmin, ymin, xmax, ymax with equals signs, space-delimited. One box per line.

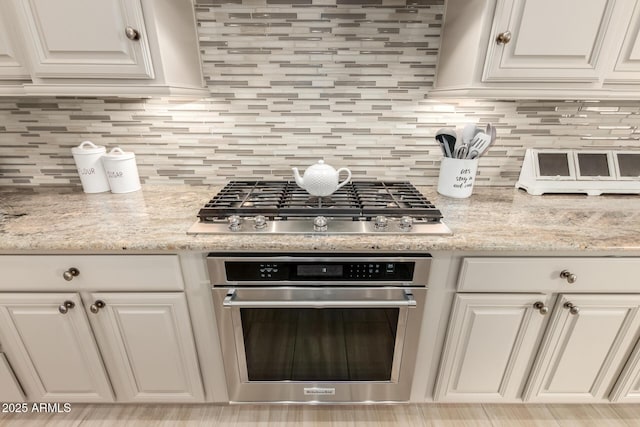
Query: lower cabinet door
xmin=434 ymin=293 xmax=551 ymax=402
xmin=0 ymin=353 xmax=25 ymax=402
xmin=87 ymin=292 xmax=204 ymax=402
xmin=524 ymin=294 xmax=640 ymax=403
xmin=0 ymin=293 xmax=114 ymax=402
xmin=610 ymin=338 xmax=640 ymax=402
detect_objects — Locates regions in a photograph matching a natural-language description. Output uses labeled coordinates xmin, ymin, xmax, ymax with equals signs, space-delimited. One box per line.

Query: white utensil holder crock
xmin=71 ymin=141 xmax=110 ymax=193
xmin=437 ymin=157 xmax=479 ymax=198
xmin=101 ymin=147 xmax=141 ymax=194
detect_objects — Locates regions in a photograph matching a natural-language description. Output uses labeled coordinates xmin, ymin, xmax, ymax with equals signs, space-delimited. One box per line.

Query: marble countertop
xmin=1 ymin=185 xmax=639 ymax=253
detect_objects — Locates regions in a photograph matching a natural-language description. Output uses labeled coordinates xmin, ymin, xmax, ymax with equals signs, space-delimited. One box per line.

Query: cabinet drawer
xmin=0 ymin=353 xmax=25 ymax=402
xmin=458 ymin=257 xmax=640 ymax=293
xmin=0 ymin=255 xmax=184 ymax=291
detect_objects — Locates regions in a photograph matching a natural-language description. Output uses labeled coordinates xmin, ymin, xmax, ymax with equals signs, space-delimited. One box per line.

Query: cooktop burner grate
xmin=197 ymin=180 xmax=443 ymax=222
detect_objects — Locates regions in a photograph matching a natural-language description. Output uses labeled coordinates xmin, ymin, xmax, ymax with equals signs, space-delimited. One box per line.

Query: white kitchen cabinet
xmin=0 ymin=353 xmax=26 ymax=402
xmin=483 ymin=0 xmax=616 ymax=83
xmin=13 ymin=0 xmax=154 ymax=80
xmin=432 ymin=0 xmax=640 ymax=99
xmin=0 ymin=255 xmax=206 ymax=403
xmin=610 ymin=337 xmax=640 ymax=402
xmin=0 ymin=0 xmax=206 ymax=97
xmin=434 ymin=293 xmax=552 ymax=402
xmin=604 ymin=0 xmax=640 ymax=86
xmin=0 ymin=293 xmax=114 ymax=402
xmin=458 ymin=257 xmax=640 ymax=293
xmin=0 ymin=254 xmax=186 ymax=291
xmin=87 ymin=292 xmax=204 ymax=403
xmin=0 ymin=1 xmax=30 ymax=92
xmin=436 ymin=256 xmax=640 ymax=403
xmin=0 ymin=19 xmax=28 ymax=81
xmin=524 ymin=294 xmax=640 ymax=403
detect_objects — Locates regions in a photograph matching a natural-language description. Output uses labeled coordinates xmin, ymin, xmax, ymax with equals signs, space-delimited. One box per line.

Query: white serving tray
xmin=516 ymin=149 xmax=640 ymax=196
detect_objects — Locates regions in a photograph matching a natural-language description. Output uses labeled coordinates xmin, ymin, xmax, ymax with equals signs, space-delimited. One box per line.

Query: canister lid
xmin=102 ymin=147 xmax=136 ymax=161
xmin=71 ymin=140 xmax=106 ymax=155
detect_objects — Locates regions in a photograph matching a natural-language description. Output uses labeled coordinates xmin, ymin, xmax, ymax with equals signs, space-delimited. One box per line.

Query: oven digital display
xmin=297 ymin=265 xmax=343 ymax=277
xmin=224 ymin=260 xmax=416 ymax=281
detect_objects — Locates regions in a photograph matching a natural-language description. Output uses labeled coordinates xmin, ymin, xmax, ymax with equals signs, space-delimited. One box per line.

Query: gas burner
xmin=188 ymin=180 xmax=452 ymax=235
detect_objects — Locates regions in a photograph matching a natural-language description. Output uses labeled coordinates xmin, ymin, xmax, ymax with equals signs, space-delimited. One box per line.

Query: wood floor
xmin=2 ymin=403 xmax=640 ymax=426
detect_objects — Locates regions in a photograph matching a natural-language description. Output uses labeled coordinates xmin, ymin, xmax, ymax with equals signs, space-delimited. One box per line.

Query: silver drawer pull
xmin=533 ymin=301 xmax=549 ymax=315
xmin=125 ymin=26 xmax=140 ymax=41
xmin=58 ymin=300 xmax=75 ymax=314
xmin=62 ymin=267 xmax=80 ymax=281
xmin=564 ymin=302 xmax=580 ymax=315
xmin=496 ymin=31 xmax=512 ymax=44
xmin=560 ymin=270 xmax=577 ymax=284
xmin=90 ymin=300 xmax=106 ymax=314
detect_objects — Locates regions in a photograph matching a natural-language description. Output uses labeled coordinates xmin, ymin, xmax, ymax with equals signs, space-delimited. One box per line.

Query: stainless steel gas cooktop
xmin=187 ymin=180 xmax=452 ymax=235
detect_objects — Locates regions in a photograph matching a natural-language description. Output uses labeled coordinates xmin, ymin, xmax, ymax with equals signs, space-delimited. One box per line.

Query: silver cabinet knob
xmin=90 ymin=300 xmax=106 ymax=314
xmin=62 ymin=267 xmax=80 ymax=281
xmin=58 ymin=300 xmax=75 ymax=314
xmin=496 ymin=31 xmax=512 ymax=44
xmin=564 ymin=302 xmax=580 ymax=315
xmin=533 ymin=301 xmax=549 ymax=315
xmin=560 ymin=270 xmax=577 ymax=284
xmin=125 ymin=26 xmax=140 ymax=41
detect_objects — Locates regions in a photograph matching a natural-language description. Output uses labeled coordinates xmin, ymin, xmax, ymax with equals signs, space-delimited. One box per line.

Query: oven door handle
xmin=222 ymin=289 xmax=417 ymax=308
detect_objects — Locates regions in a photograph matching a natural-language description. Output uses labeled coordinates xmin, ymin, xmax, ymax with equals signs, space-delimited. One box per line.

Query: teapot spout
xmin=292 ymin=167 xmax=304 ymax=187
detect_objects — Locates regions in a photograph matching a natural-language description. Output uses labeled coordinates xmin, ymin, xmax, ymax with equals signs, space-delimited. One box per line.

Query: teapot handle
xmin=335 ymin=168 xmax=352 ymax=190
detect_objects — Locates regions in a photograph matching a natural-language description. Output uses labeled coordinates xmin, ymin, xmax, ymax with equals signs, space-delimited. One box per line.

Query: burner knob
xmin=254 ymin=215 xmax=268 ymax=230
xmin=313 ymin=216 xmax=328 ymax=232
xmin=228 ymin=215 xmax=242 ymax=231
xmin=399 ymin=216 xmax=413 ymax=231
xmin=374 ymin=216 xmax=388 ymax=230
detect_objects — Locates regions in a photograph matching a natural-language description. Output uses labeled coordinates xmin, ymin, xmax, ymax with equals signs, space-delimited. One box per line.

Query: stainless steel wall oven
xmin=207 ymin=253 xmax=431 ymax=403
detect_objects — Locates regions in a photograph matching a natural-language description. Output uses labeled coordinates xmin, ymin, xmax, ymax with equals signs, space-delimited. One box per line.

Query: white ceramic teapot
xmin=292 ymin=160 xmax=352 ymax=197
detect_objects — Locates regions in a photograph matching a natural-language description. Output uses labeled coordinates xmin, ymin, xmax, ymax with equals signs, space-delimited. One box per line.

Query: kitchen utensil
xmin=486 ymin=123 xmax=497 ymax=145
xmin=462 ymin=124 xmax=477 ymax=145
xmin=71 ymin=141 xmax=110 ymax=193
xmin=467 ymin=132 xmax=492 ymax=159
xmin=453 ymin=124 xmax=479 ymax=159
xmin=101 ymin=147 xmax=141 ymax=193
xmin=292 ymin=160 xmax=352 ymax=197
xmin=435 ymin=128 xmax=457 ymax=157
xmin=435 ymin=134 xmax=448 ymax=157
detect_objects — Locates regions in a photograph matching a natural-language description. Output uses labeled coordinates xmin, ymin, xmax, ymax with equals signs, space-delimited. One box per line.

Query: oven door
xmin=212 ymin=286 xmax=426 ymax=403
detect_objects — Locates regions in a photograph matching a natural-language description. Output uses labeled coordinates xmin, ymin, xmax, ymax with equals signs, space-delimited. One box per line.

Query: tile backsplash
xmin=1 ymin=0 xmax=639 ymax=188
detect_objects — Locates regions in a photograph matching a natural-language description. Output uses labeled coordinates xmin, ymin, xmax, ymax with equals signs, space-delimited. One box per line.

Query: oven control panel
xmin=224 ymin=260 xmax=414 ymax=282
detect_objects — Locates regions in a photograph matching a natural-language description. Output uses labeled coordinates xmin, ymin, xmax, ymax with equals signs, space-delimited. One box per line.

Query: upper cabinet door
xmin=483 ymin=0 xmax=619 ymax=82
xmin=13 ymin=0 xmax=154 ymax=79
xmin=605 ymin=1 xmax=640 ymax=84
xmin=0 ymin=27 xmax=28 ymax=80
xmin=0 ymin=4 xmax=29 ymax=80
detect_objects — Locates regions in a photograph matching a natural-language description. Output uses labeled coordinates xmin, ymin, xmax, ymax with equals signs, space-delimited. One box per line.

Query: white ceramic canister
xmin=71 ymin=141 xmax=110 ymax=193
xmin=437 ymin=157 xmax=479 ymax=198
xmin=101 ymin=147 xmax=141 ymax=193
